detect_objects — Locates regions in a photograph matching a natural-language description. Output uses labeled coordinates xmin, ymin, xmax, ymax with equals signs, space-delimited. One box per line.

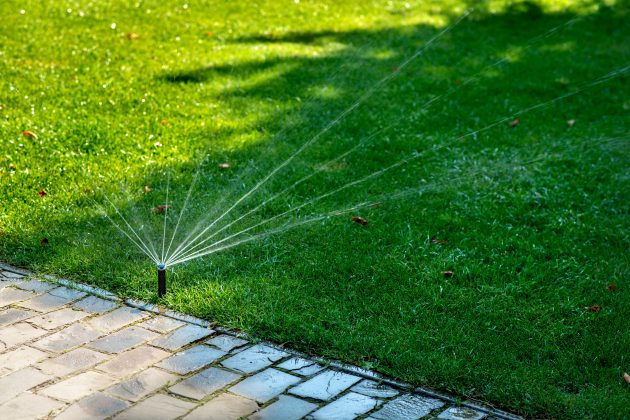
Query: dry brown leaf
xmin=509 ymin=118 xmax=521 ymax=128
xmin=442 ymin=271 xmax=454 ymax=278
xmin=22 ymin=130 xmax=37 ymax=139
xmin=206 ymin=31 xmax=213 ymax=37
xmin=153 ymin=205 xmax=172 ymax=214
xmin=37 ymin=190 xmax=47 ymax=197
xmin=127 ymin=33 xmax=141 ymax=40
xmin=351 ymin=216 xmax=368 ymax=226
xmin=144 ymin=185 xmax=152 ymax=193
xmin=40 ymin=237 xmax=49 ymax=246
xmin=161 ymin=119 xmax=169 ymax=126
xmin=431 ymin=237 xmax=448 ymax=245
xmin=84 ymin=188 xmax=93 ymax=194
xmin=218 ymin=162 xmax=230 ymax=170
xmin=624 ymin=372 xmax=630 ymax=384
xmin=607 ymin=284 xmax=617 ymax=292
xmin=584 ymin=305 xmax=601 ymax=312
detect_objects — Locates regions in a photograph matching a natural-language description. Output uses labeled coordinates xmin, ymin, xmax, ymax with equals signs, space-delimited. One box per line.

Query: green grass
xmin=1 ymin=0 xmax=629 ymax=417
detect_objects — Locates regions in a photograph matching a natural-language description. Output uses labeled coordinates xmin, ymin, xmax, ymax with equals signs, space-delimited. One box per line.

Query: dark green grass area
xmin=1 ymin=0 xmax=629 ymax=417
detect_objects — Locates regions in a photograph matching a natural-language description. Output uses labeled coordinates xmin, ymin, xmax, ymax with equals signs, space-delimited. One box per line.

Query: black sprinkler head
xmin=157 ymin=263 xmax=167 ymax=297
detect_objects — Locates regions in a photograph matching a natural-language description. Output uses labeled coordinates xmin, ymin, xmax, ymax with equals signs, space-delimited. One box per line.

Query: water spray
xmin=157 ymin=263 xmax=167 ymax=297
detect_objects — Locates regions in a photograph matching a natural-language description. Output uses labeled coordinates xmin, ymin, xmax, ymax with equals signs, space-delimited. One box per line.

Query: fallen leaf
xmin=144 ymin=185 xmax=152 ymax=193
xmin=624 ymin=372 xmax=630 ymax=384
xmin=567 ymin=119 xmax=576 ymax=127
xmin=40 ymin=237 xmax=49 ymax=246
xmin=206 ymin=31 xmax=213 ymax=37
xmin=160 ymin=119 xmax=169 ymax=126
xmin=37 ymin=190 xmax=47 ymax=197
xmin=607 ymin=284 xmax=617 ymax=292
xmin=584 ymin=305 xmax=601 ymax=312
xmin=22 ymin=130 xmax=37 ymax=139
xmin=509 ymin=118 xmax=521 ymax=128
xmin=351 ymin=216 xmax=368 ymax=226
xmin=218 ymin=162 xmax=230 ymax=170
xmin=431 ymin=237 xmax=448 ymax=245
xmin=127 ymin=33 xmax=141 ymax=40
xmin=153 ymin=205 xmax=172 ymax=214
xmin=442 ymin=271 xmax=454 ymax=278
xmin=154 ymin=142 xmax=162 ymax=148
xmin=84 ymin=188 xmax=92 ymax=194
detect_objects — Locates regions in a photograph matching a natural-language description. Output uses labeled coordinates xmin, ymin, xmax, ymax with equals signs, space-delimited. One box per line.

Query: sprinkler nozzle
xmin=157 ymin=263 xmax=166 ymax=297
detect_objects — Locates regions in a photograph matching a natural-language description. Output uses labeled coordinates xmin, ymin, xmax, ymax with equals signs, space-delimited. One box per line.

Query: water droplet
xmin=19 ymin=9 xmax=26 ymax=15
xmin=111 ymin=23 xmax=117 ymax=29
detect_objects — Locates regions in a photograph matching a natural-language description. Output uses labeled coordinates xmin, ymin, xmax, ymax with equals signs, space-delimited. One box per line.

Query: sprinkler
xmin=157 ymin=263 xmax=167 ymax=297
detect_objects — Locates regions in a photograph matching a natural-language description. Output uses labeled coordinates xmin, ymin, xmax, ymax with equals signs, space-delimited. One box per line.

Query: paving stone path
xmin=0 ymin=266 xmax=520 ymax=420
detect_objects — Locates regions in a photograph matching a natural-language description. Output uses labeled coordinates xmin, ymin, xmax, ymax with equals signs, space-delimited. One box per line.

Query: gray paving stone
xmin=207 ymin=334 xmax=249 ymax=352
xmin=351 ymin=379 xmax=400 ymax=398
xmin=310 ymin=392 xmax=381 ymax=420
xmin=17 ymin=292 xmax=73 ymax=312
xmin=367 ymin=393 xmax=445 ymax=420
xmin=277 ymin=357 xmax=325 ymax=376
xmin=138 ymin=315 xmax=185 ymax=333
xmin=0 ymin=270 xmax=24 ymax=279
xmin=0 ymin=346 xmax=48 ymax=374
xmin=48 ymin=286 xmax=88 ymax=300
xmin=150 ymin=324 xmax=214 ymax=351
xmin=114 ymin=393 xmax=196 ymax=420
xmin=0 ymin=307 xmax=35 ymax=327
xmin=88 ymin=306 xmax=150 ymax=333
xmin=26 ymin=307 xmax=90 ymax=330
xmin=87 ymin=326 xmax=158 ymax=353
xmin=0 ymin=392 xmax=65 ymax=420
xmin=230 ymin=368 xmax=301 ymax=403
xmin=184 ymin=393 xmax=258 ymax=420
xmin=221 ymin=344 xmax=288 ymax=374
xmin=73 ymin=295 xmax=119 ymax=314
xmin=156 ymin=344 xmax=225 ymax=374
xmin=16 ymin=279 xmax=55 ymax=293
xmin=250 ymin=394 xmax=318 ymax=420
xmin=39 ymin=370 xmax=116 ymax=402
xmin=97 ymin=345 xmax=170 ymax=377
xmin=106 ymin=367 xmax=178 ymax=402
xmin=55 ymin=392 xmax=129 ymax=420
xmin=0 ymin=322 xmax=48 ymax=351
xmin=31 ymin=323 xmax=101 ymax=353
xmin=37 ymin=347 xmax=109 ymax=376
xmin=0 ymin=367 xmax=53 ymax=404
xmin=438 ymin=406 xmax=487 ymax=420
xmin=0 ymin=287 xmax=35 ymax=307
xmin=169 ymin=366 xmax=241 ymax=400
xmin=289 ymin=370 xmax=361 ymax=401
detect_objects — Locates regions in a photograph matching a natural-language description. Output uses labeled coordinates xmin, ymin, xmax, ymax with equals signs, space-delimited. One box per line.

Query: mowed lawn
xmin=1 ymin=0 xmax=629 ymax=417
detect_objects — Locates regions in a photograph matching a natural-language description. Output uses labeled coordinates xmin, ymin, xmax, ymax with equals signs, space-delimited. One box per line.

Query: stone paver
xmin=74 ymin=295 xmax=119 ymax=314
xmin=156 ymin=344 xmax=226 ymax=374
xmin=88 ymin=325 xmax=158 ymax=353
xmin=0 ymin=392 xmax=65 ymax=420
xmin=277 ymin=357 xmax=325 ymax=376
xmin=0 ymin=270 xmax=24 ymax=279
xmin=0 ymin=367 xmax=53 ymax=404
xmin=138 ymin=315 xmax=185 ymax=333
xmin=0 ymin=322 xmax=48 ymax=351
xmin=351 ymin=379 xmax=400 ymax=398
xmin=39 ymin=370 xmax=116 ymax=402
xmin=438 ymin=405 xmax=487 ymax=420
xmin=0 ymin=345 xmax=48 ymax=374
xmin=0 ymin=287 xmax=35 ymax=307
xmin=150 ymin=324 xmax=214 ymax=351
xmin=88 ymin=306 xmax=150 ymax=333
xmin=311 ymin=392 xmax=381 ymax=420
xmin=169 ymin=366 xmax=241 ymax=400
xmin=114 ymin=394 xmax=196 ymax=420
xmin=16 ymin=279 xmax=55 ymax=293
xmin=221 ymin=344 xmax=288 ymax=373
xmin=207 ymin=334 xmax=249 ymax=352
xmin=106 ymin=367 xmax=178 ymax=402
xmin=55 ymin=392 xmax=129 ymax=420
xmin=289 ymin=370 xmax=361 ymax=401
xmin=250 ymin=394 xmax=318 ymax=420
xmin=31 ymin=323 xmax=101 ymax=353
xmin=18 ymin=292 xmax=74 ymax=312
xmin=184 ymin=393 xmax=258 ymax=420
xmin=367 ymin=393 xmax=445 ymax=420
xmin=0 ymin=307 xmax=34 ymax=327
xmin=38 ymin=347 xmax=109 ymax=376
xmin=230 ymin=368 xmax=300 ymax=403
xmin=97 ymin=345 xmax=170 ymax=377
xmin=26 ymin=307 xmax=90 ymax=330
xmin=49 ymin=286 xmax=88 ymax=300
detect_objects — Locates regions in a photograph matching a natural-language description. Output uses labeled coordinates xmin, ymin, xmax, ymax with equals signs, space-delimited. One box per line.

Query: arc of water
xmin=166 ymin=10 xmax=472 ymax=264
xmin=160 ymin=170 xmax=171 ymax=263
xmin=167 ymin=64 xmax=630 ymax=265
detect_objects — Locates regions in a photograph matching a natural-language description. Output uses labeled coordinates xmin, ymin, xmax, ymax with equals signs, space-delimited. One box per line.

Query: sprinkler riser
xmin=157 ymin=267 xmax=166 ymax=297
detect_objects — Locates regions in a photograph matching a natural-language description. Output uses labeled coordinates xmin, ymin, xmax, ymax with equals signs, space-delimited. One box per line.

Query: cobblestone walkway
xmin=0 ymin=266 xmax=520 ymax=420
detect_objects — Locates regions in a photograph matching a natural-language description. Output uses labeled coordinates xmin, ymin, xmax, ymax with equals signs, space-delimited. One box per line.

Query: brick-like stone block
xmin=138 ymin=316 xmax=185 ymax=333
xmin=48 ymin=286 xmax=87 ymax=301
xmin=87 ymin=326 xmax=158 ymax=353
xmin=31 ymin=323 xmax=101 ymax=353
xmin=183 ymin=393 xmax=257 ymax=420
xmin=97 ymin=345 xmax=170 ymax=378
xmin=0 ymin=367 xmax=53 ymax=404
xmin=276 ymin=357 xmax=324 ymax=376
xmin=351 ymin=379 xmax=400 ymax=398
xmin=206 ymin=334 xmax=249 ymax=352
xmin=88 ymin=307 xmax=150 ymax=333
xmin=0 ymin=346 xmax=48 ymax=373
xmin=437 ymin=406 xmax=487 ymax=420
xmin=73 ymin=295 xmax=118 ymax=314
xmin=0 ymin=288 xmax=35 ymax=308
xmin=18 ymin=292 xmax=73 ymax=312
xmin=0 ymin=308 xmax=34 ymax=327
xmin=106 ymin=367 xmax=178 ymax=402
xmin=221 ymin=344 xmax=288 ymax=374
xmin=169 ymin=367 xmax=241 ymax=400
xmin=368 ymin=393 xmax=445 ymax=420
xmin=39 ymin=370 xmax=116 ymax=402
xmin=230 ymin=368 xmax=301 ymax=403
xmin=310 ymin=392 xmax=381 ymax=419
xmin=16 ymin=279 xmax=55 ymax=293
xmin=150 ymin=324 xmax=214 ymax=351
xmin=38 ymin=348 xmax=109 ymax=376
xmin=27 ymin=307 xmax=90 ymax=330
xmin=55 ymin=392 xmax=129 ymax=420
xmin=0 ymin=392 xmax=65 ymax=419
xmin=156 ymin=344 xmax=226 ymax=374
xmin=114 ymin=394 xmax=196 ymax=420
xmin=0 ymin=322 xmax=48 ymax=351
xmin=249 ymin=395 xmax=317 ymax=420
xmin=289 ymin=370 xmax=361 ymax=401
